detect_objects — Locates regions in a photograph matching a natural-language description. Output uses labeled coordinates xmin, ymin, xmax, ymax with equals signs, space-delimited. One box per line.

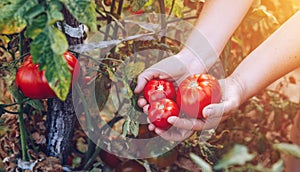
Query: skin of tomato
xmin=144 ymin=79 xmax=176 ymax=103
xmin=148 ymin=98 xmax=179 ymax=130
xmin=176 ymin=74 xmax=221 ymax=119
xmin=99 ymin=150 xmax=122 ymax=168
xmin=16 ymin=52 xmax=79 ymax=99
xmin=115 ymin=160 xmax=146 ymax=172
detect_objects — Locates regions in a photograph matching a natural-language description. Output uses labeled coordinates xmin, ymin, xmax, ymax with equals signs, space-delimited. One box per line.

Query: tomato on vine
xmin=148 ymin=98 xmax=179 ymax=130
xmin=16 ymin=51 xmax=79 ymax=99
xmin=144 ymin=79 xmax=176 ymax=103
xmin=99 ymin=149 xmax=122 ymax=168
xmin=115 ymin=160 xmax=146 ymax=172
xmin=176 ymin=74 xmax=221 ymax=119
xmin=147 ymin=148 xmax=178 ymax=169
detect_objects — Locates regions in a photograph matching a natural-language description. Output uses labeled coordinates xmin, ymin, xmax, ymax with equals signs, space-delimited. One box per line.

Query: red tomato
xmin=128 ymin=8 xmax=144 ymax=15
xmin=99 ymin=150 xmax=122 ymax=168
xmin=176 ymin=74 xmax=221 ymax=119
xmin=16 ymin=51 xmax=79 ymax=99
xmin=148 ymin=98 xmax=179 ymax=130
xmin=115 ymin=160 xmax=146 ymax=172
xmin=144 ymin=79 xmax=176 ymax=103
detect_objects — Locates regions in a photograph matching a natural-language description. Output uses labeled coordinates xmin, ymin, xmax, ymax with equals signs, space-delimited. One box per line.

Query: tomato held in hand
xmin=148 ymin=98 xmax=179 ymax=130
xmin=16 ymin=52 xmax=79 ymax=99
xmin=144 ymin=79 xmax=176 ymax=103
xmin=176 ymin=74 xmax=221 ymax=119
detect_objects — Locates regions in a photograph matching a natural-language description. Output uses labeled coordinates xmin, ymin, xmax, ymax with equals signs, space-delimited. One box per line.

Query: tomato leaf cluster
xmin=0 ymin=0 xmax=96 ymax=100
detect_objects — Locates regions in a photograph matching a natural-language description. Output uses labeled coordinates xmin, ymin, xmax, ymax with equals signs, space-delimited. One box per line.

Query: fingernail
xmin=203 ymin=108 xmax=212 ymax=118
xmin=167 ymin=116 xmax=177 ymax=123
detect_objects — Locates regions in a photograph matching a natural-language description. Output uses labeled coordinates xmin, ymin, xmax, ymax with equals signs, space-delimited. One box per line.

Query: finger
xmin=143 ymin=104 xmax=150 ymax=114
xmin=167 ymin=116 xmax=202 ymax=131
xmin=203 ymin=100 xmax=236 ymax=119
xmin=134 ymin=70 xmax=160 ymax=94
xmin=202 ymin=102 xmax=225 ymax=119
xmin=148 ymin=123 xmax=156 ymax=131
xmin=154 ymin=128 xmax=194 ymax=141
xmin=137 ymin=98 xmax=147 ymax=107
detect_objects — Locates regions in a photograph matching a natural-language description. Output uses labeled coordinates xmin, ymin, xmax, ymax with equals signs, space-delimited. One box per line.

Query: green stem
xmin=75 ymin=84 xmax=96 ymax=164
xmin=83 ymin=116 xmax=123 ymax=170
xmin=1 ymin=98 xmax=30 ymax=107
xmin=1 ymin=108 xmax=19 ymax=115
xmin=18 ymin=104 xmax=27 ymax=161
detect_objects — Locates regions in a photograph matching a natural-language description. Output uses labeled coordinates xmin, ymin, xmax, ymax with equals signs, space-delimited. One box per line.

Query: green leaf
xmin=27 ymin=99 xmax=44 ymax=111
xmin=129 ymin=120 xmax=139 ymax=137
xmin=30 ymin=26 xmax=70 ymax=100
xmin=49 ymin=26 xmax=68 ymax=54
xmin=0 ymin=0 xmax=39 ymax=34
xmin=131 ymin=0 xmax=149 ymax=11
xmin=123 ymin=62 xmax=145 ymax=80
xmin=273 ymin=143 xmax=300 ymax=159
xmin=214 ymin=144 xmax=255 ymax=170
xmin=59 ymin=0 xmax=97 ymax=31
xmin=165 ymin=0 xmax=184 ymax=17
xmin=9 ymin=83 xmax=25 ymax=103
xmin=95 ymin=74 xmax=111 ymax=111
xmin=46 ymin=0 xmax=63 ymax=25
xmin=190 ymin=153 xmax=213 ymax=172
xmin=271 ymin=160 xmax=284 ymax=172
xmin=25 ymin=14 xmax=48 ymax=39
xmin=122 ymin=118 xmax=130 ymax=137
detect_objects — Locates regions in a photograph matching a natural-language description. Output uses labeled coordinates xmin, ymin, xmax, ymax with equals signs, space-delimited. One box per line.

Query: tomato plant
xmin=115 ymin=160 xmax=146 ymax=172
xmin=148 ymin=98 xmax=179 ymax=130
xmin=99 ymin=150 xmax=122 ymax=168
xmin=144 ymin=79 xmax=176 ymax=103
xmin=16 ymin=51 xmax=79 ymax=99
xmin=176 ymin=74 xmax=221 ymax=119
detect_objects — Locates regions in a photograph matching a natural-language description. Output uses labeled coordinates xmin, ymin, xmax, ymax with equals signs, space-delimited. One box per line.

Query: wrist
xmin=226 ymin=75 xmax=246 ymax=106
xmin=176 ymin=48 xmax=217 ymax=74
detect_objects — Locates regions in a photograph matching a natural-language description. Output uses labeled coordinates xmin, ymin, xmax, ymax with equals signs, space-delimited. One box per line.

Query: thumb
xmin=202 ymin=103 xmax=225 ymax=119
xmin=134 ymin=70 xmax=158 ymax=94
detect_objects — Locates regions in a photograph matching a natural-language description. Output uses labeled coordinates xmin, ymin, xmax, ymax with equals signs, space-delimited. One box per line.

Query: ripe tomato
xmin=128 ymin=8 xmax=144 ymax=15
xmin=176 ymin=74 xmax=221 ymax=119
xmin=144 ymin=79 xmax=176 ymax=103
xmin=115 ymin=160 xmax=146 ymax=172
xmin=148 ymin=98 xmax=179 ymax=130
xmin=99 ymin=149 xmax=122 ymax=168
xmin=16 ymin=51 xmax=79 ymax=99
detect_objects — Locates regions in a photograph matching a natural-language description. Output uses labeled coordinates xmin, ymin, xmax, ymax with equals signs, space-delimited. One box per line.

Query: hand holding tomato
xmin=16 ymin=51 xmax=79 ymax=99
xmin=165 ymin=76 xmax=242 ymax=133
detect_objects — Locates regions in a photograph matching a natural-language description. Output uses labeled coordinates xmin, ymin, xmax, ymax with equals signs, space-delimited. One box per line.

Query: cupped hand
xmin=165 ymin=76 xmax=244 ymax=134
